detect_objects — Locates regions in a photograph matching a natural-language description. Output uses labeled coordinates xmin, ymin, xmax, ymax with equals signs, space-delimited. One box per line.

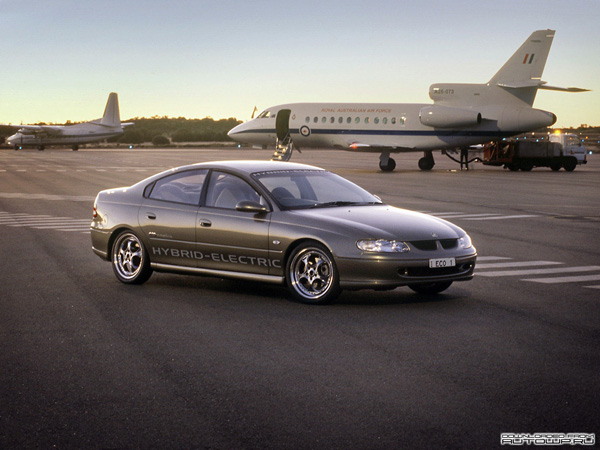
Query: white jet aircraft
xmin=4 ymin=92 xmax=133 ymax=151
xmin=228 ymin=30 xmax=588 ymax=171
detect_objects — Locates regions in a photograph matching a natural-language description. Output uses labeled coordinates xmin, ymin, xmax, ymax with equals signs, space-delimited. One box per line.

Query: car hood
xmin=289 ymin=205 xmax=465 ymax=241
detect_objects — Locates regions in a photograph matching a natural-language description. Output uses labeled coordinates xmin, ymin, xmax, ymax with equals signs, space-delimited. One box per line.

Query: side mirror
xmin=236 ymin=200 xmax=269 ymax=213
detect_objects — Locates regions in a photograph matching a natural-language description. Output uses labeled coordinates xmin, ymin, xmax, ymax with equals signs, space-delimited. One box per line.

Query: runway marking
xmin=477 ymin=266 xmax=600 ymax=277
xmin=465 ymin=214 xmax=539 ymax=221
xmin=523 ymin=274 xmax=600 ymax=284
xmin=0 ymin=211 xmax=90 ymax=233
xmin=0 ymin=192 xmax=95 ymax=202
xmin=476 ymin=256 xmax=513 ymax=261
xmin=429 ymin=211 xmax=539 ymax=221
xmin=433 ymin=213 xmax=502 ymax=218
xmin=476 ymin=261 xmax=562 ymax=269
xmin=0 ymin=166 xmax=175 ymax=173
xmin=476 ymin=256 xmax=600 ymax=289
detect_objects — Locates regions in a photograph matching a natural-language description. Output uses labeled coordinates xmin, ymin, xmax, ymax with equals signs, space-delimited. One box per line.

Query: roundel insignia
xmin=300 ymin=125 xmax=311 ymax=137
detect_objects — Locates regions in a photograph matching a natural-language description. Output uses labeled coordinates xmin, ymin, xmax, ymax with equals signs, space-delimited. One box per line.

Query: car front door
xmin=195 ymin=171 xmax=275 ymax=275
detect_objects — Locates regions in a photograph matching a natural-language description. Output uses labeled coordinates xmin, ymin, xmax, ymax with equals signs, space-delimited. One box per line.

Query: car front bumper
xmin=336 ymin=253 xmax=477 ymax=289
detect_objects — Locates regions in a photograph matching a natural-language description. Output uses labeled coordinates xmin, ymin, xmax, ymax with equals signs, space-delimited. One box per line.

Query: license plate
xmin=429 ymin=257 xmax=456 ymax=268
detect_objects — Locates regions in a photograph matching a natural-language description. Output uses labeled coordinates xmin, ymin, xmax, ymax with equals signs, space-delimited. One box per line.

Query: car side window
xmin=148 ymin=169 xmax=208 ymax=205
xmin=205 ymin=172 xmax=264 ymax=210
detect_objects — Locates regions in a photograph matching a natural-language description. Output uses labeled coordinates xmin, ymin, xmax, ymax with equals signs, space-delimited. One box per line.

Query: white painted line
xmin=524 ymin=274 xmax=600 ymax=284
xmin=8 ymin=220 xmax=84 ymax=226
xmin=31 ymin=224 xmax=89 ymax=229
xmin=7 ymin=217 xmax=85 ymax=222
xmin=476 ymin=261 xmax=562 ymax=269
xmin=434 ymin=213 xmax=502 ymax=218
xmin=465 ymin=215 xmax=539 ymax=221
xmin=584 ymin=286 xmax=600 ymax=290
xmin=476 ymin=256 xmax=513 ymax=261
xmin=476 ymin=266 xmax=600 ymax=277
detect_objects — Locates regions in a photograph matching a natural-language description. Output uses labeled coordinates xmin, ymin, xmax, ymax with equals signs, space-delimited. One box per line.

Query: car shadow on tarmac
xmin=146 ymin=273 xmax=467 ymax=307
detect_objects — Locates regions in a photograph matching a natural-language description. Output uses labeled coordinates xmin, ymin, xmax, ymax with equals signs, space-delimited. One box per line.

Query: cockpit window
xmin=257 ymin=110 xmax=274 ymax=119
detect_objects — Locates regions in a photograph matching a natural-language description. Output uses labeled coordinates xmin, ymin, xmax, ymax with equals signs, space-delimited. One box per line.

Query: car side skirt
xmin=150 ymin=263 xmax=285 ymax=285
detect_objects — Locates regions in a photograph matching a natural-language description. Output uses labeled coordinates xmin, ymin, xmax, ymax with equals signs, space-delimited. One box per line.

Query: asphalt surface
xmin=1 ymin=147 xmax=598 ymax=449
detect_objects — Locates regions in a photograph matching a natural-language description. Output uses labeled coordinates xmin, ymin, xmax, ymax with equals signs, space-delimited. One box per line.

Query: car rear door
xmin=138 ymin=169 xmax=208 ymax=267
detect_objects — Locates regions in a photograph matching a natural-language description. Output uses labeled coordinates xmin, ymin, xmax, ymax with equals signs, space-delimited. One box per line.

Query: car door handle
xmin=199 ymin=219 xmax=212 ymax=228
xmin=146 ymin=212 xmax=157 ymax=220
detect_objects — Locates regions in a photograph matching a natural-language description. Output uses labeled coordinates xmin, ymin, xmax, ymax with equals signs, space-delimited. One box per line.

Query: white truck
xmin=482 ymin=133 xmax=587 ymax=171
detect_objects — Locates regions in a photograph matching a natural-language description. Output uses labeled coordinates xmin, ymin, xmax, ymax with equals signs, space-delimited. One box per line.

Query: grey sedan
xmin=91 ymin=160 xmax=476 ymax=304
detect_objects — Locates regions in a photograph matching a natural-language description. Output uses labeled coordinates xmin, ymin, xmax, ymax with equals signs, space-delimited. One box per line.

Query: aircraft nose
xmin=227 ymin=122 xmax=246 ymax=140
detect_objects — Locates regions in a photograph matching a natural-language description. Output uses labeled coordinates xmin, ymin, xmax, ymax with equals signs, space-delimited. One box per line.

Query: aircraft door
xmin=276 ymin=109 xmax=291 ymax=140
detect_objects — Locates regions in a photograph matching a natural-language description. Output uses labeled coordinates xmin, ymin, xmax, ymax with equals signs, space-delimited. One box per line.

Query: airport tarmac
xmin=1 ymin=147 xmax=599 ymax=449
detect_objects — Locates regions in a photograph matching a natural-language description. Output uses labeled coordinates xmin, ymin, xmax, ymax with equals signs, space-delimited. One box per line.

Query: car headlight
xmin=458 ymin=234 xmax=473 ymax=249
xmin=357 ymin=239 xmax=410 ymax=253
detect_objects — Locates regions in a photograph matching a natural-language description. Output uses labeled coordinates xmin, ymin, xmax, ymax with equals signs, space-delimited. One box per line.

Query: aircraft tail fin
xmin=100 ymin=92 xmax=122 ymax=127
xmin=488 ymin=29 xmax=556 ymax=105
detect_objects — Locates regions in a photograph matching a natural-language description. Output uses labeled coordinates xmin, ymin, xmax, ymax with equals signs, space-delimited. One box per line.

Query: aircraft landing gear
xmin=37 ymin=145 xmax=45 ymax=151
xmin=418 ymin=151 xmax=435 ymax=171
xmin=72 ymin=145 xmax=79 ymax=151
xmin=379 ymin=152 xmax=396 ymax=172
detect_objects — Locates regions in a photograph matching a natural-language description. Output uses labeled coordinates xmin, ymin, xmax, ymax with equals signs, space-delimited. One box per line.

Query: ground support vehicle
xmin=482 ymin=133 xmax=587 ymax=171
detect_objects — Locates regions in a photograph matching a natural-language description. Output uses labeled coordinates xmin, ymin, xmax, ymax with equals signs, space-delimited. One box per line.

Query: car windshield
xmin=253 ymin=170 xmax=382 ymax=210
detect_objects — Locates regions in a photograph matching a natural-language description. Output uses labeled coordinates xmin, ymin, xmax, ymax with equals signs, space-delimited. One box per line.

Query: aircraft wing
xmin=0 ymin=124 xmax=64 ymax=135
xmin=346 ymin=142 xmax=416 ymax=152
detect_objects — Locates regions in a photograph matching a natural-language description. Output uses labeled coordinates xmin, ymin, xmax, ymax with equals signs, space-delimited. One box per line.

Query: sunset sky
xmin=1 ymin=0 xmax=598 ymax=127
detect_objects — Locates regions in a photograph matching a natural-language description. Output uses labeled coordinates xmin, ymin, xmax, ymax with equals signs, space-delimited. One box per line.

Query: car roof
xmin=183 ymin=160 xmax=325 ymax=175
xmin=129 ymin=160 xmax=328 ymax=191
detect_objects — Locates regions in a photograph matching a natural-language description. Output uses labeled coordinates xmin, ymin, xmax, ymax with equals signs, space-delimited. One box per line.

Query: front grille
xmin=440 ymin=239 xmax=458 ymax=249
xmin=408 ymin=239 xmax=458 ymax=251
xmin=409 ymin=240 xmax=438 ymax=251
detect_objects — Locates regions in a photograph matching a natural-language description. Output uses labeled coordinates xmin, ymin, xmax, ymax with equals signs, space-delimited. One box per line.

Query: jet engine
xmin=496 ymin=107 xmax=557 ymax=131
xmin=419 ymin=105 xmax=482 ymax=128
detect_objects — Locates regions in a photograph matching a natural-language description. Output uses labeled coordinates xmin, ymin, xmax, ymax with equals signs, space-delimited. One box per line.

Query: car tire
xmin=112 ymin=230 xmax=152 ymax=284
xmin=408 ymin=281 xmax=453 ymax=294
xmin=286 ymin=242 xmax=341 ymax=304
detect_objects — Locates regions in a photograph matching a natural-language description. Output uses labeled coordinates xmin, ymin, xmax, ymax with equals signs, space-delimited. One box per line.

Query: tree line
xmin=117 ymin=116 xmax=242 ymax=144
